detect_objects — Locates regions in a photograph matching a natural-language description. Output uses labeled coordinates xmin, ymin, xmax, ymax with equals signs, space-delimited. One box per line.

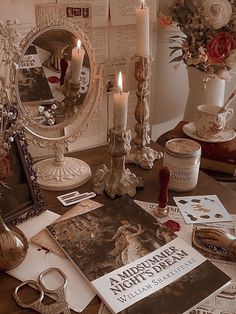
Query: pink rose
xmin=207 ymin=32 xmax=235 ymax=64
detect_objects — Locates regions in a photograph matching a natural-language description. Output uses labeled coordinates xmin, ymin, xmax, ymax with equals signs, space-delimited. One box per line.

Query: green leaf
xmin=169 ymin=46 xmax=181 ymax=50
xmin=184 ymin=0 xmax=197 ymax=14
xmin=170 ymin=55 xmax=183 ymax=63
xmin=170 ymin=47 xmax=182 ymax=56
xmin=170 ymin=35 xmax=182 ymax=39
xmin=176 ymin=7 xmax=189 ymax=25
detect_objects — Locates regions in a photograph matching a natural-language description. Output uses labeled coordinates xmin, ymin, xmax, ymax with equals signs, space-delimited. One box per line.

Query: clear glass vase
xmin=0 ymin=214 xmax=28 ymax=271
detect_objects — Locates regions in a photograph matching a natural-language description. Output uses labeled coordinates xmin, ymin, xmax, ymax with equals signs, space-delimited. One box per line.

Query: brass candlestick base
xmin=126 ymin=55 xmax=162 ymax=169
xmin=93 ymin=128 xmax=143 ymax=199
xmin=126 ymin=145 xmax=163 ymax=170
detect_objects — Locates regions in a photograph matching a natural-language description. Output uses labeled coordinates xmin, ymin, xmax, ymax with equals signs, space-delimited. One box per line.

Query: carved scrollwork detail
xmin=134 ymin=55 xmax=153 ymax=82
xmin=108 ymin=128 xmax=131 ymax=157
xmin=126 ymin=55 xmax=163 ymax=169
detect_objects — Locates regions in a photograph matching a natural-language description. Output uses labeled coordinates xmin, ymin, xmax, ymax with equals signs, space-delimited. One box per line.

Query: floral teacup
xmin=194 ymin=104 xmax=233 ymax=139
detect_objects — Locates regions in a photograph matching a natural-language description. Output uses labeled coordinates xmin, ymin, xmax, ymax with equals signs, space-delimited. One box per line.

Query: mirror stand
xmin=33 ymin=141 xmax=91 ymax=191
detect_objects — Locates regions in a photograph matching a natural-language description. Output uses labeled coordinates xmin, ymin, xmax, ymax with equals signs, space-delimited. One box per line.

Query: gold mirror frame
xmin=15 ymin=20 xmax=104 ymax=191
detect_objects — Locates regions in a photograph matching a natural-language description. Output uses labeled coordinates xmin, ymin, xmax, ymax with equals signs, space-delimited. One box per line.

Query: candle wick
xmin=141 ymin=1 xmax=144 ymax=9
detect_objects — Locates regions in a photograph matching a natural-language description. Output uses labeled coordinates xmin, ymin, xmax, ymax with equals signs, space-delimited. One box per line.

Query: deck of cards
xmin=173 ymin=195 xmax=232 ymax=224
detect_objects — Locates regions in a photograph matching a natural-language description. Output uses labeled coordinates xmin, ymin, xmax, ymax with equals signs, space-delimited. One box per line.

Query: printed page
xmin=56 ymin=0 xmax=109 ymax=28
xmin=35 ymin=3 xmax=92 ymax=29
xmin=104 ymin=57 xmax=131 ymax=94
xmin=0 ymin=0 xmax=40 ymax=37
xmin=34 ymin=4 xmax=109 ymax=63
xmin=187 ymin=279 xmax=236 ymax=314
xmin=109 ymin=25 xmax=137 ymax=59
xmin=108 ymin=25 xmax=137 ymax=88
xmin=90 ymin=27 xmax=109 ymax=64
xmin=110 ymin=0 xmax=157 ymax=26
xmin=66 ymin=95 xmax=108 ymax=151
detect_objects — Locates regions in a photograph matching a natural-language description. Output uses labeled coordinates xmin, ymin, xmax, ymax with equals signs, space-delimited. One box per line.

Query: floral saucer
xmin=182 ymin=122 xmax=236 ymax=143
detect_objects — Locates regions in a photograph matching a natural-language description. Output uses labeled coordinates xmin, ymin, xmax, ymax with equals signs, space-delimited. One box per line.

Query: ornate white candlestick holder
xmin=126 ymin=55 xmax=162 ymax=169
xmin=93 ymin=127 xmax=143 ymax=199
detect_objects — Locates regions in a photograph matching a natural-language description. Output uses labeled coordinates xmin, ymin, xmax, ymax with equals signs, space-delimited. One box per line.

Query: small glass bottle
xmin=163 ymin=138 xmax=201 ymax=192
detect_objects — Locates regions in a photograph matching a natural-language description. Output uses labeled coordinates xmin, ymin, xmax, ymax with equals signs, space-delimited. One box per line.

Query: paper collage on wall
xmin=0 ymin=0 xmax=158 ymax=155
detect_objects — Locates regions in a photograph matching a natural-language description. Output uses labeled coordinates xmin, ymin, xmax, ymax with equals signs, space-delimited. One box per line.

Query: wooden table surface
xmin=1 ymin=142 xmax=236 ymax=314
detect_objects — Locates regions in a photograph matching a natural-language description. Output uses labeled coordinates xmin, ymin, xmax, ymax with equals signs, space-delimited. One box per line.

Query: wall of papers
xmin=1 ymin=0 xmax=235 ymax=158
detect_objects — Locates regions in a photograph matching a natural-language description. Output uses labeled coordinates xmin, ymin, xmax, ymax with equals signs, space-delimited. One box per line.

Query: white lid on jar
xmin=165 ymin=138 xmax=201 ymax=158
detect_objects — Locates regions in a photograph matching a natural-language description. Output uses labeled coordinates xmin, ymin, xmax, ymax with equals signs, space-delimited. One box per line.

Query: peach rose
xmin=159 ymin=15 xmax=172 ymax=27
xmin=207 ymin=32 xmax=235 ymax=63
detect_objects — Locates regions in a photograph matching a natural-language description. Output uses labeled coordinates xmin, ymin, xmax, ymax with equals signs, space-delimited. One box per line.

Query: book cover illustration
xmin=46 ymin=196 xmax=231 ymax=314
xmin=18 ymin=44 xmax=54 ymax=104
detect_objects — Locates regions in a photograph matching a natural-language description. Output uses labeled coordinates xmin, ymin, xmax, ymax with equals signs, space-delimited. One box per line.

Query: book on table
xmin=46 ymin=195 xmax=231 ymax=314
xmin=18 ymin=44 xmax=54 ymax=105
xmin=167 ymin=121 xmax=236 ymax=176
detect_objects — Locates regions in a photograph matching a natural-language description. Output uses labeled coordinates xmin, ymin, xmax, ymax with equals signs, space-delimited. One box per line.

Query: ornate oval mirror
xmin=15 ymin=21 xmax=103 ymax=191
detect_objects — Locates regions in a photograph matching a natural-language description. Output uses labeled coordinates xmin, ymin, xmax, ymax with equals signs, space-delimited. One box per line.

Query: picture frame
xmin=0 ymin=131 xmax=45 ymax=225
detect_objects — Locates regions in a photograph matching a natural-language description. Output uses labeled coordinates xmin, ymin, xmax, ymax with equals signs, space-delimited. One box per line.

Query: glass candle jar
xmin=163 ymin=138 xmax=201 ymax=192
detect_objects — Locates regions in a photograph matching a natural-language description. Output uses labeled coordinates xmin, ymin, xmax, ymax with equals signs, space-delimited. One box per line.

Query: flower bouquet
xmin=167 ymin=0 xmax=236 ymax=80
xmin=0 ymin=89 xmax=20 ymax=160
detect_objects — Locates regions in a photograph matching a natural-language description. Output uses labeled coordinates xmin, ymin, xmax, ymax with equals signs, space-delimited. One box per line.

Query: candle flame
xmin=77 ymin=39 xmax=81 ymax=50
xmin=117 ymin=71 xmax=123 ymax=93
xmin=141 ymin=0 xmax=145 ymax=9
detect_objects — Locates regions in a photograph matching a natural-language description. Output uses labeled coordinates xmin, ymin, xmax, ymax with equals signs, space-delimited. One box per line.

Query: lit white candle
xmin=135 ymin=0 xmax=149 ymax=57
xmin=71 ymin=39 xmax=85 ymax=83
xmin=113 ymin=71 xmax=129 ymax=131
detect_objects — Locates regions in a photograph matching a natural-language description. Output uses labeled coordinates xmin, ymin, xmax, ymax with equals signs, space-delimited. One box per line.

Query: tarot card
xmin=173 ymin=195 xmax=232 ymax=224
xmin=57 ymin=191 xmax=96 ymax=206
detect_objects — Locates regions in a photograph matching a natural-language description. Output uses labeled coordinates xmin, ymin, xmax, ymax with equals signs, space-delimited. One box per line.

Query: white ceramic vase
xmin=184 ymin=66 xmax=226 ymax=122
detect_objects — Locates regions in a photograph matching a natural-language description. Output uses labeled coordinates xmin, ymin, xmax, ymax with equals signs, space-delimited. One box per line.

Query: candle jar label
xmin=163 ymin=163 xmax=200 ymax=192
xmin=163 ymin=138 xmax=201 ymax=192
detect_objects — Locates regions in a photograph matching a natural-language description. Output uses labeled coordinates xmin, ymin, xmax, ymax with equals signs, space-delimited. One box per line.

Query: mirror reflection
xmin=18 ymin=29 xmax=90 ymax=127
